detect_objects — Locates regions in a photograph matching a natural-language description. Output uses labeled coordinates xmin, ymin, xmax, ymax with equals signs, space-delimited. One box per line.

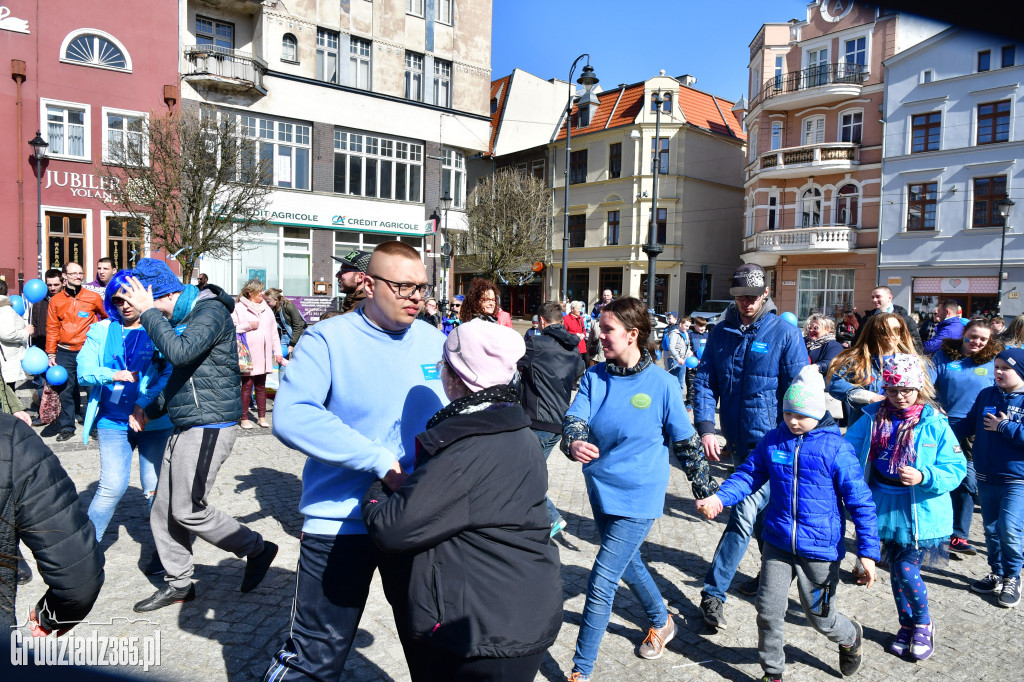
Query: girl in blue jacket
xmin=844 ymin=354 xmax=965 ymax=662
xmin=954 ymin=348 xmax=1024 ymax=608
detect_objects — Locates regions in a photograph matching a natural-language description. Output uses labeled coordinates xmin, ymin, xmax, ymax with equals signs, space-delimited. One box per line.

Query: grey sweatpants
xmin=757 ymin=543 xmax=857 ymax=676
xmin=151 ymin=425 xmax=264 ymax=589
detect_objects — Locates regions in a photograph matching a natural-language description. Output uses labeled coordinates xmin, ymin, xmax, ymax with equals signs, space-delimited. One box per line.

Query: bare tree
xmin=101 ymin=105 xmax=272 ymax=283
xmin=463 ymin=167 xmax=552 ymax=284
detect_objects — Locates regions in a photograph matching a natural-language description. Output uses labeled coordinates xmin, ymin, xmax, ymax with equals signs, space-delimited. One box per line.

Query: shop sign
xmin=939 ymin=277 xmax=970 ymax=294
xmin=251 ymin=191 xmax=435 ymax=236
xmin=887 ymin=277 xmax=902 ymax=286
xmin=45 ymin=170 xmax=121 ymax=201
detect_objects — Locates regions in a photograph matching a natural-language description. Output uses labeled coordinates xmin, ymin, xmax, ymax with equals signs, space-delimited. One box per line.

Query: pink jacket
xmin=231 ymin=297 xmax=281 ymax=376
xmin=496 ymin=308 xmax=513 ymax=329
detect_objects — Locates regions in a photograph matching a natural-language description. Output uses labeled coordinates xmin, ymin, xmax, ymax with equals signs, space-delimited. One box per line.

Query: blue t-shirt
xmin=566 ymin=361 xmax=694 ymax=518
xmin=872 ymin=419 xmax=904 ymax=485
xmin=97 ymin=328 xmax=167 ymax=430
xmin=931 ymin=350 xmax=996 ymax=420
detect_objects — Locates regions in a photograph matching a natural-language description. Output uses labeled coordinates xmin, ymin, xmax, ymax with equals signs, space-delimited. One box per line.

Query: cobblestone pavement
xmin=13 ymin=410 xmax=1024 ymax=681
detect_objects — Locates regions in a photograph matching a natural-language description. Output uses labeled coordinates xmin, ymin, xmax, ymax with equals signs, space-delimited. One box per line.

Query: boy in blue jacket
xmin=697 ymin=365 xmax=880 ymax=681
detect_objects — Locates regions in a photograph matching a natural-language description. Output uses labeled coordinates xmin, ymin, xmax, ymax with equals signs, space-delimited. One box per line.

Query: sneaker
xmin=949 ymin=537 xmax=977 ymax=555
xmin=240 ymin=541 xmax=278 ymax=592
xmin=700 ymin=592 xmax=727 ymax=629
xmin=888 ymin=626 xmax=912 ymax=656
xmin=999 ymin=576 xmax=1022 ymax=608
xmin=909 ymin=622 xmax=935 ymax=661
xmin=550 ymin=516 xmax=567 ymax=538
xmin=839 ymin=620 xmax=864 ymax=675
xmin=142 ymin=550 xmax=165 ymax=576
xmin=760 ymin=675 xmax=782 ymax=682
xmin=55 ymin=429 xmax=75 ymax=442
xmin=738 ymin=573 xmax=760 ymax=596
xmin=566 ymin=673 xmax=590 ymax=682
xmin=637 ymin=616 xmax=677 ymax=660
xmin=971 ymin=573 xmax=1003 ymax=594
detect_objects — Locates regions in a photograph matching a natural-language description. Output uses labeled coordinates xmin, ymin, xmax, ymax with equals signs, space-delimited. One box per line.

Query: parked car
xmin=686 ymin=299 xmax=732 ymax=327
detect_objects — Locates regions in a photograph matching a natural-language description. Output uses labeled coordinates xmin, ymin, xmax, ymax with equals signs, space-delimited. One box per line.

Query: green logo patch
xmin=974 ymin=367 xmax=989 ymax=376
xmin=784 ymin=385 xmax=811 ymax=408
xmin=631 ymin=393 xmax=652 ymax=409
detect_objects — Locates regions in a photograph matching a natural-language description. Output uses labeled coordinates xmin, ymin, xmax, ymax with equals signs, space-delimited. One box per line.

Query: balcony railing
xmin=761 ymin=63 xmax=865 ymax=103
xmin=183 ymin=46 xmax=267 ymax=94
xmin=748 ymin=142 xmax=859 ymax=180
xmin=743 ymin=226 xmax=857 ymax=254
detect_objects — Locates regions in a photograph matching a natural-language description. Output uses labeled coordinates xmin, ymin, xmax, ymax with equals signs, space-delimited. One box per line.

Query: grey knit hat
xmin=783 ymin=365 xmax=828 ymax=420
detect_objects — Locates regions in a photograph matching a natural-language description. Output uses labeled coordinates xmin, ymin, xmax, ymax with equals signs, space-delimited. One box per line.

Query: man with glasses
xmin=693 ymin=263 xmax=807 ymax=630
xmin=330 ymin=250 xmax=372 ymax=314
xmin=264 ymin=240 xmax=448 ymax=681
xmin=46 ymin=262 xmax=107 ymax=441
xmin=442 ymin=294 xmax=464 ymax=335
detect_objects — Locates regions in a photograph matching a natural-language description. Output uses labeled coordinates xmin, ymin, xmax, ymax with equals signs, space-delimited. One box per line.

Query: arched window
xmin=801 ymin=187 xmax=822 ymax=227
xmin=835 ymin=184 xmax=860 ymax=227
xmin=61 ymin=30 xmax=130 ymax=71
xmin=282 ymin=33 xmax=298 ymax=62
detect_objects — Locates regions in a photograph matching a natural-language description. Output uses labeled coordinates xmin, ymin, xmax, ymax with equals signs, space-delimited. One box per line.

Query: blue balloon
xmin=21 ymin=347 xmax=49 ymax=376
xmin=23 ymin=278 xmax=47 ymax=304
xmin=8 ymin=295 xmax=25 ymax=317
xmin=781 ymin=311 xmax=799 ymax=326
xmin=696 ymin=339 xmax=706 ymax=359
xmin=46 ymin=364 xmax=68 ymax=386
xmin=685 ymin=356 xmax=700 ymax=369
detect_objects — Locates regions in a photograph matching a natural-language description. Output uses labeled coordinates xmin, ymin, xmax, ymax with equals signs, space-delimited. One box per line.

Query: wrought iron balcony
xmin=747 ymin=142 xmax=859 ymax=180
xmin=183 ymin=46 xmax=267 ymax=96
xmin=756 ymin=63 xmax=865 ymax=111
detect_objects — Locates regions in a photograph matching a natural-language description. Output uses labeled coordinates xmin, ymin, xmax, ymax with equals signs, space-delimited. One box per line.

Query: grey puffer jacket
xmin=141 ymin=285 xmax=242 ymax=427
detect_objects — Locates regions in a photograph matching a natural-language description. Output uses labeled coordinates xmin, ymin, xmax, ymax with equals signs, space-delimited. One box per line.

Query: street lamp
xmin=643 ymin=91 xmax=665 ymax=316
xmin=996 ymin=198 xmax=1015 ymax=315
xmin=561 ymin=55 xmax=599 ymax=303
xmin=29 ymin=131 xmax=48 ymax=277
xmin=440 ymin=191 xmax=453 ymax=314
xmin=429 ymin=208 xmax=441 ymax=294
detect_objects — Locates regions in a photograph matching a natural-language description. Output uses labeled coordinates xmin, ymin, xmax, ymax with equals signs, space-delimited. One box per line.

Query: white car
xmin=686 ymin=299 xmax=733 ymax=327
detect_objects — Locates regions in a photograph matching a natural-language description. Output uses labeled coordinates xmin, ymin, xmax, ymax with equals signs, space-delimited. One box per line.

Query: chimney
xmin=679 ymin=74 xmax=697 ymax=87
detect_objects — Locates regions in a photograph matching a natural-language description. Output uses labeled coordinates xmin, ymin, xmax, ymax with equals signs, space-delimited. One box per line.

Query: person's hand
xmin=274 ymin=354 xmax=285 ymax=366
xmin=249 ymin=319 xmax=259 ymax=331
xmin=48 ymin=356 xmax=56 ymax=367
xmin=696 ymin=495 xmax=723 ymax=520
xmin=382 ymin=461 xmax=407 ymax=491
xmin=118 ymin=276 xmax=156 ymax=314
xmin=984 ymin=410 xmax=1007 ymax=432
xmin=25 ymin=324 xmax=34 ymax=336
xmin=570 ymin=440 xmax=600 ymax=464
xmin=858 ymin=557 xmax=877 ymax=588
xmin=702 ymin=433 xmax=721 ymax=462
xmin=13 ymin=411 xmax=31 ymax=427
xmin=287 ymin=345 xmax=294 ymax=355
xmin=28 ymin=608 xmax=50 ymax=637
xmin=112 ymin=370 xmax=137 ymax=383
xmin=898 ymin=466 xmax=923 ymax=486
xmin=129 ymin=405 xmax=148 ymax=432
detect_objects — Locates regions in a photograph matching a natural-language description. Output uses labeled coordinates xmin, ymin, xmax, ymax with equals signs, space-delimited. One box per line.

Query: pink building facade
xmin=0 ymin=1 xmax=179 ymax=291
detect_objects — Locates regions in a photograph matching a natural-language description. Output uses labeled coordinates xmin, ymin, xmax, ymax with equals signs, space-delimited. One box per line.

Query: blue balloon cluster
xmin=21 ymin=347 xmax=49 ymax=376
xmin=22 ymin=279 xmax=47 ymax=304
xmin=781 ymin=311 xmax=799 ymax=326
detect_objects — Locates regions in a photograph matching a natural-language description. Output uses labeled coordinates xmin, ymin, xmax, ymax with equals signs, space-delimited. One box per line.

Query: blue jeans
xmin=572 ymin=511 xmax=667 ymax=677
xmin=952 ymin=459 xmax=978 ymax=540
xmin=668 ymin=365 xmax=687 ymax=393
xmin=87 ymin=427 xmax=172 ymax=542
xmin=978 ymin=479 xmax=1024 ymax=578
xmin=532 ymin=429 xmax=562 ymax=525
xmin=703 ymin=453 xmax=770 ymax=602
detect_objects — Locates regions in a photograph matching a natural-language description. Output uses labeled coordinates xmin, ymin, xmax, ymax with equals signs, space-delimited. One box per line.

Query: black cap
xmin=331 ymin=250 xmax=371 ymax=273
xmin=729 ymin=263 xmax=768 ymax=297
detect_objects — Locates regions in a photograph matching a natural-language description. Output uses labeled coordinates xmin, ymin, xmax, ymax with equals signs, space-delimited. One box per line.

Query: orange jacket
xmin=46 ymin=288 xmax=107 ymax=354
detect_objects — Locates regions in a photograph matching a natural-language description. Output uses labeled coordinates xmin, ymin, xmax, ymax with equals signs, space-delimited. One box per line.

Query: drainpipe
xmin=12 ymin=59 xmax=26 ymax=289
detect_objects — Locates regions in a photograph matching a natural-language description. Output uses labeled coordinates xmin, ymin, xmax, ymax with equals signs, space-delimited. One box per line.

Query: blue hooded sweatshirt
xmin=955 ymin=386 xmax=1024 ymax=483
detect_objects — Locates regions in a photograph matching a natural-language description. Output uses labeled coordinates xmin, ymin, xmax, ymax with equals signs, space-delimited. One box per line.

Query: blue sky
xmin=490 ymin=0 xmax=813 ymax=103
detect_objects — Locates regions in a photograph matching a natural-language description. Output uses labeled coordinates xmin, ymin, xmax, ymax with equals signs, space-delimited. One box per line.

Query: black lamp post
xmin=643 ymin=92 xmax=665 ymax=316
xmin=429 ymin=208 xmax=441 ymax=295
xmin=440 ymin=191 xmax=453 ymax=314
xmin=29 ymin=131 xmax=48 ymax=277
xmin=997 ymin=198 xmax=1016 ymax=315
xmin=561 ymin=56 xmax=599 ymax=303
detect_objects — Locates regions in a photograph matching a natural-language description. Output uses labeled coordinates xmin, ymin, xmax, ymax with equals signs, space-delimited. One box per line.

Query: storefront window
xmin=797 ymin=268 xmax=854 ymax=319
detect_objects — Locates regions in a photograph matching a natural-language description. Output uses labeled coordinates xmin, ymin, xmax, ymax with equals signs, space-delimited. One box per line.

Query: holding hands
xmin=695 ymin=494 xmax=724 ymax=520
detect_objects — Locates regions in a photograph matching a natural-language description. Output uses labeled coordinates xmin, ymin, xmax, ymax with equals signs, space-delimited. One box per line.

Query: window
xmin=978 ymin=50 xmax=991 ymax=72
xmin=746 ymin=198 xmax=755 ymax=236
xmin=749 ymin=127 xmax=758 ymax=162
xmin=438 ymin=0 xmax=453 ymax=24
xmin=608 ymin=143 xmax=621 ymax=179
xmin=648 ymin=207 xmax=667 ymax=243
xmin=196 ymin=16 xmax=233 ymax=50
xmin=907 ymin=182 xmax=937 ymax=231
xmin=566 ymin=268 xmax=589 ymax=303
xmin=840 ymin=111 xmax=862 ymax=144
xmin=807 ymin=47 xmax=829 ymax=86
xmin=911 ymin=112 xmax=941 ymax=152
xmin=803 ymin=116 xmax=825 ymax=145
xmin=442 ymin=148 xmax=465 ymax=207
xmin=797 ymin=268 xmax=855 ymax=320
xmin=531 ymin=159 xmax=545 ymax=181
xmin=922 ymin=70 xmax=933 ymax=83
xmin=63 ymin=31 xmax=129 ymax=70
xmin=801 ymin=187 xmax=822 ymax=227
xmin=767 ymin=195 xmax=779 ymax=230
xmin=973 ymin=176 xmax=1008 ymax=227
xmin=103 ymin=109 xmax=146 ymax=165
xmin=607 ymin=211 xmax=620 ymax=245
xmin=773 ymin=55 xmax=784 ymax=90
xmin=43 ymin=100 xmax=89 ymax=160
xmin=1003 ymin=45 xmax=1016 ymax=68
xmin=350 ymin=37 xmax=372 ymax=90
xmin=316 ymin=29 xmax=339 ymax=83
xmin=282 ymin=34 xmax=298 ymax=63
xmin=844 ymin=37 xmax=866 ymax=67
xmin=577 ymin=103 xmax=592 ymax=127
xmin=46 ymin=212 xmax=85 ymax=270
xmin=770 ymin=122 xmax=782 ymax=150
xmin=334 ymin=131 xmax=423 ymax=203
xmin=650 ymin=93 xmax=671 ymax=113
xmin=105 ymin=216 xmax=143 ymax=270
xmin=433 ymin=58 xmax=452 ymax=106
xmin=569 ymin=149 xmax=587 ymax=185
xmin=651 ymin=138 xmax=669 ymax=174
xmin=240 ymin=114 xmax=311 ymax=190
xmin=405 ymin=52 xmax=423 ymax=100
xmin=977 ymin=100 xmax=1011 ymax=144
xmin=490 ymin=97 xmax=498 ymax=114
xmin=406 ymin=0 xmax=424 ymax=15
xmin=835 ymin=184 xmax=859 ymax=227
xmin=599 ymin=267 xmax=623 ymax=297
xmin=568 ymin=214 xmax=586 ymax=248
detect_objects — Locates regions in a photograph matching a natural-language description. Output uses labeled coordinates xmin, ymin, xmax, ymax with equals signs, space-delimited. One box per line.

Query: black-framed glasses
xmin=370 ymin=275 xmax=432 ymax=299
xmin=884 ymin=387 xmax=916 ymax=397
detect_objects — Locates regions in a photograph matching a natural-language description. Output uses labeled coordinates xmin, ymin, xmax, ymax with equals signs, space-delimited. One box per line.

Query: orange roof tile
xmin=554 ymin=84 xmax=643 ymax=141
xmin=677 ymin=88 xmax=746 ymax=141
xmin=487 ymin=74 xmax=512 ymax=156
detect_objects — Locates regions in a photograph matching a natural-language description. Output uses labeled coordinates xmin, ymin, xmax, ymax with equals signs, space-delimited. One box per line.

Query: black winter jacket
xmin=518 ymin=324 xmax=586 ymax=433
xmin=0 ymin=414 xmax=104 ymax=633
xmin=141 ymin=285 xmax=242 ymax=427
xmin=362 ymin=403 xmax=562 ymax=658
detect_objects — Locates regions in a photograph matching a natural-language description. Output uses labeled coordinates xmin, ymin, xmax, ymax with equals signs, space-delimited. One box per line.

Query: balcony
xmin=748 ymin=142 xmax=859 ymax=181
xmin=193 ymin=0 xmax=264 ymax=13
xmin=758 ymin=63 xmax=865 ymax=111
xmin=182 ymin=46 xmax=267 ymax=96
xmin=742 ymin=226 xmax=864 ymax=265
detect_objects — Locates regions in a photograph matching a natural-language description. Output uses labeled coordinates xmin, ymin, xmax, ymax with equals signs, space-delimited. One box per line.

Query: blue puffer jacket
xmin=693 ymin=300 xmax=808 ymax=460
xmin=954 ymin=386 xmax=1024 ymax=482
xmin=923 ymin=316 xmax=964 ymax=355
xmin=716 ymin=413 xmax=881 ymax=562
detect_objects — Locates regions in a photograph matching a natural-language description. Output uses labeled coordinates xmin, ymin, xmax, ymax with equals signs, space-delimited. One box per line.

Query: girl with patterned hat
xmin=844 ymin=353 xmax=965 ymax=662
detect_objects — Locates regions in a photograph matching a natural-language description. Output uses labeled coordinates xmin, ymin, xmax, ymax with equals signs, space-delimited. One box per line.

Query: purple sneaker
xmin=889 ymin=626 xmax=912 ymax=656
xmin=910 ymin=622 xmax=935 ymax=661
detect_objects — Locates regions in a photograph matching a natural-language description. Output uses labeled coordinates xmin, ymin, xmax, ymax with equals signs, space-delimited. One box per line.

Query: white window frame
xmin=434 ymin=58 xmax=452 ymax=107
xmin=239 ymin=114 xmax=312 ymax=190
xmin=317 ymin=28 xmax=339 ymax=84
xmin=834 ymin=183 xmax=860 ymax=227
xmin=796 ymin=268 xmax=855 ymax=320
xmin=405 ymin=52 xmax=423 ymax=100
xmin=59 ymin=28 xmax=132 ymax=72
xmin=350 ymin=37 xmax=372 ymax=90
xmin=282 ymin=33 xmax=298 ymax=63
xmin=442 ymin=148 xmax=466 ymax=208
xmin=195 ymin=15 xmax=233 ymax=50
xmin=770 ymin=121 xmax=783 ymax=150
xmin=803 ymin=115 xmax=825 ymax=146
xmin=749 ymin=126 xmax=759 ymax=162
xmin=41 ymin=98 xmax=91 ymax=162
xmin=101 ymin=107 xmax=148 ymax=166
xmin=767 ymin=192 xmax=780 ymax=229
xmin=651 ymin=137 xmax=669 ymax=173
xmin=773 ymin=55 xmax=784 ymax=90
xmin=843 ymin=35 xmax=867 ymax=68
xmin=334 ymin=130 xmax=423 ymax=203
xmin=406 ymin=0 xmax=425 ymax=17
xmin=801 ymin=186 xmax=822 ymax=227
xmin=839 ymin=109 xmax=863 ymax=144
xmin=746 ymin=197 xmax=755 ymax=237
xmin=437 ymin=0 xmax=453 ymax=24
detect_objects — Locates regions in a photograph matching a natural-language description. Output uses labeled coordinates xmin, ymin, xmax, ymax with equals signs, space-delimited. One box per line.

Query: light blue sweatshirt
xmin=273 ymin=309 xmax=447 ymax=535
